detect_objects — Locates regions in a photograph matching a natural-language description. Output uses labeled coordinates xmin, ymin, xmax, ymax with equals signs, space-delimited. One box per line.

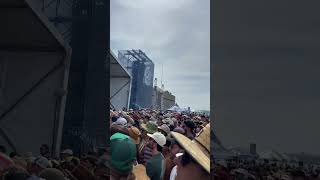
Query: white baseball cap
xmin=112 ymin=117 xmax=127 ymax=127
xmin=147 ymin=132 xmax=166 ymax=147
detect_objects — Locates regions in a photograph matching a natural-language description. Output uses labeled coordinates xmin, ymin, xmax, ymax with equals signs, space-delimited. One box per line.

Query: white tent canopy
xmin=110 ymin=50 xmax=131 ymax=110
xmin=167 ymin=105 xmax=189 ymax=112
xmin=167 ymin=105 xmax=180 ymax=111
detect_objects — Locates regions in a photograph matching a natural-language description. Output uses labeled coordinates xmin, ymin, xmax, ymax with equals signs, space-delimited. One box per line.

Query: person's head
xmin=127 ymin=126 xmax=141 ymax=145
xmin=141 ymin=121 xmax=158 ymax=138
xmin=175 ymin=152 xmax=210 ymax=180
xmin=2 ymin=166 xmax=30 ymax=180
xmin=112 ymin=117 xmax=128 ymax=127
xmin=169 ymin=139 xmax=183 ymax=159
xmin=40 ymin=144 xmax=50 ymax=157
xmin=39 ymin=168 xmax=65 ymax=180
xmin=108 ymin=133 xmax=136 ymax=174
xmin=60 ymin=149 xmax=73 ymax=161
xmin=173 ymin=127 xmax=185 ymax=135
xmin=147 ymin=132 xmax=166 ymax=153
xmin=29 ymin=156 xmax=51 ymax=175
xmin=171 ymin=123 xmax=211 ymax=180
xmin=158 ymin=124 xmax=170 ymax=137
xmin=182 ymin=120 xmax=196 ymax=134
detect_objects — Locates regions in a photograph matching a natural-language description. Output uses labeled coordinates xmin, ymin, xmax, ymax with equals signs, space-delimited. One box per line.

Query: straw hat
xmin=128 ymin=126 xmax=141 ymax=144
xmin=132 ymin=164 xmax=150 ymax=180
xmin=194 ymin=123 xmax=210 ymax=152
xmin=171 ymin=123 xmax=210 ymax=173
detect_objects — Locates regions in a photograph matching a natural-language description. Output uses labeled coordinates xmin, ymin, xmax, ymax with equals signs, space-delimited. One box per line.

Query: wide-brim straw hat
xmin=132 ymin=164 xmax=150 ymax=180
xmin=128 ymin=127 xmax=141 ymax=144
xmin=171 ymin=123 xmax=210 ymax=173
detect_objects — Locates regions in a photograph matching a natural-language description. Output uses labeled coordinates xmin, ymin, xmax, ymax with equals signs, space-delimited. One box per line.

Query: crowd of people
xmin=109 ymin=109 xmax=211 ymax=180
xmin=213 ymin=158 xmax=320 ymax=180
xmin=0 ymin=109 xmax=211 ymax=180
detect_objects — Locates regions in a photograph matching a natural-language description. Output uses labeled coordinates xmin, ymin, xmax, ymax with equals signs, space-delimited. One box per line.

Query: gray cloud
xmin=111 ymin=0 xmax=210 ymax=110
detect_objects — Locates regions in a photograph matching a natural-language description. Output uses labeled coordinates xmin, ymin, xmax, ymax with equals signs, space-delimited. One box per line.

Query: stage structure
xmin=118 ymin=50 xmax=154 ymax=109
xmin=110 ymin=50 xmax=131 ymax=111
xmin=27 ymin=0 xmax=109 ymax=155
xmin=0 ymin=0 xmax=71 ymax=157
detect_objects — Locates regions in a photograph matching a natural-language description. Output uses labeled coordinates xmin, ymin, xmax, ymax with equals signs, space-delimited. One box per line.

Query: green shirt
xmin=146 ymin=153 xmax=165 ymax=180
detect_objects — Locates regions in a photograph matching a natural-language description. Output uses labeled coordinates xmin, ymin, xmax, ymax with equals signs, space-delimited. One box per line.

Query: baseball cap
xmin=61 ymin=149 xmax=73 ymax=156
xmin=158 ymin=124 xmax=170 ymax=135
xmin=34 ymin=156 xmax=52 ymax=169
xmin=147 ymin=132 xmax=166 ymax=147
xmin=109 ymin=133 xmax=136 ymax=173
xmin=112 ymin=117 xmax=127 ymax=127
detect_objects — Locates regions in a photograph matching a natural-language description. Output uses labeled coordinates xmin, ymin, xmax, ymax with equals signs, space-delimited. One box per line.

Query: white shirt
xmin=169 ymin=165 xmax=178 ymax=180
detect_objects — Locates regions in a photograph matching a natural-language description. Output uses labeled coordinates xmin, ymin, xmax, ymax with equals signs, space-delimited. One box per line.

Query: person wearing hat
xmin=38 ymin=168 xmax=65 ymax=180
xmin=110 ymin=123 xmax=130 ymax=136
xmin=60 ymin=149 xmax=73 ymax=162
xmin=132 ymin=164 xmax=151 ymax=180
xmin=128 ymin=126 xmax=142 ymax=160
xmin=158 ymin=124 xmax=170 ymax=137
xmin=138 ymin=122 xmax=158 ymax=165
xmin=172 ymin=127 xmax=185 ymax=135
xmin=170 ymin=123 xmax=210 ymax=180
xmin=163 ymin=139 xmax=183 ymax=180
xmin=145 ymin=132 xmax=166 ymax=180
xmin=123 ymin=114 xmax=135 ymax=126
xmin=28 ymin=156 xmax=52 ymax=176
xmin=182 ymin=120 xmax=196 ymax=140
xmin=2 ymin=166 xmax=36 ymax=180
xmin=39 ymin=144 xmax=50 ymax=160
xmin=107 ymin=132 xmax=137 ymax=180
xmin=113 ymin=117 xmax=128 ymax=127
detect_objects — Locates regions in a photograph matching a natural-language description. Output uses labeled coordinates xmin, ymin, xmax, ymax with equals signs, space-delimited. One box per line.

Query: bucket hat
xmin=141 ymin=121 xmax=158 ymax=134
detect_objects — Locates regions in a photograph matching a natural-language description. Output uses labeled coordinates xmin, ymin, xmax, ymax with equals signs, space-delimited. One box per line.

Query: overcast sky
xmin=214 ymin=0 xmax=320 ymax=155
xmin=111 ymin=0 xmax=210 ymax=110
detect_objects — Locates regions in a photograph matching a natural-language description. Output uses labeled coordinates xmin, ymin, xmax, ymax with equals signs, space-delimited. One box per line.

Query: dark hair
xmin=169 ymin=125 xmax=175 ymax=131
xmin=157 ymin=144 xmax=163 ymax=152
xmin=164 ymin=140 xmax=171 ymax=147
xmin=181 ymin=152 xmax=195 ymax=166
xmin=2 ymin=167 xmax=30 ymax=180
xmin=171 ymin=140 xmax=183 ymax=149
xmin=112 ymin=116 xmax=118 ymax=122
